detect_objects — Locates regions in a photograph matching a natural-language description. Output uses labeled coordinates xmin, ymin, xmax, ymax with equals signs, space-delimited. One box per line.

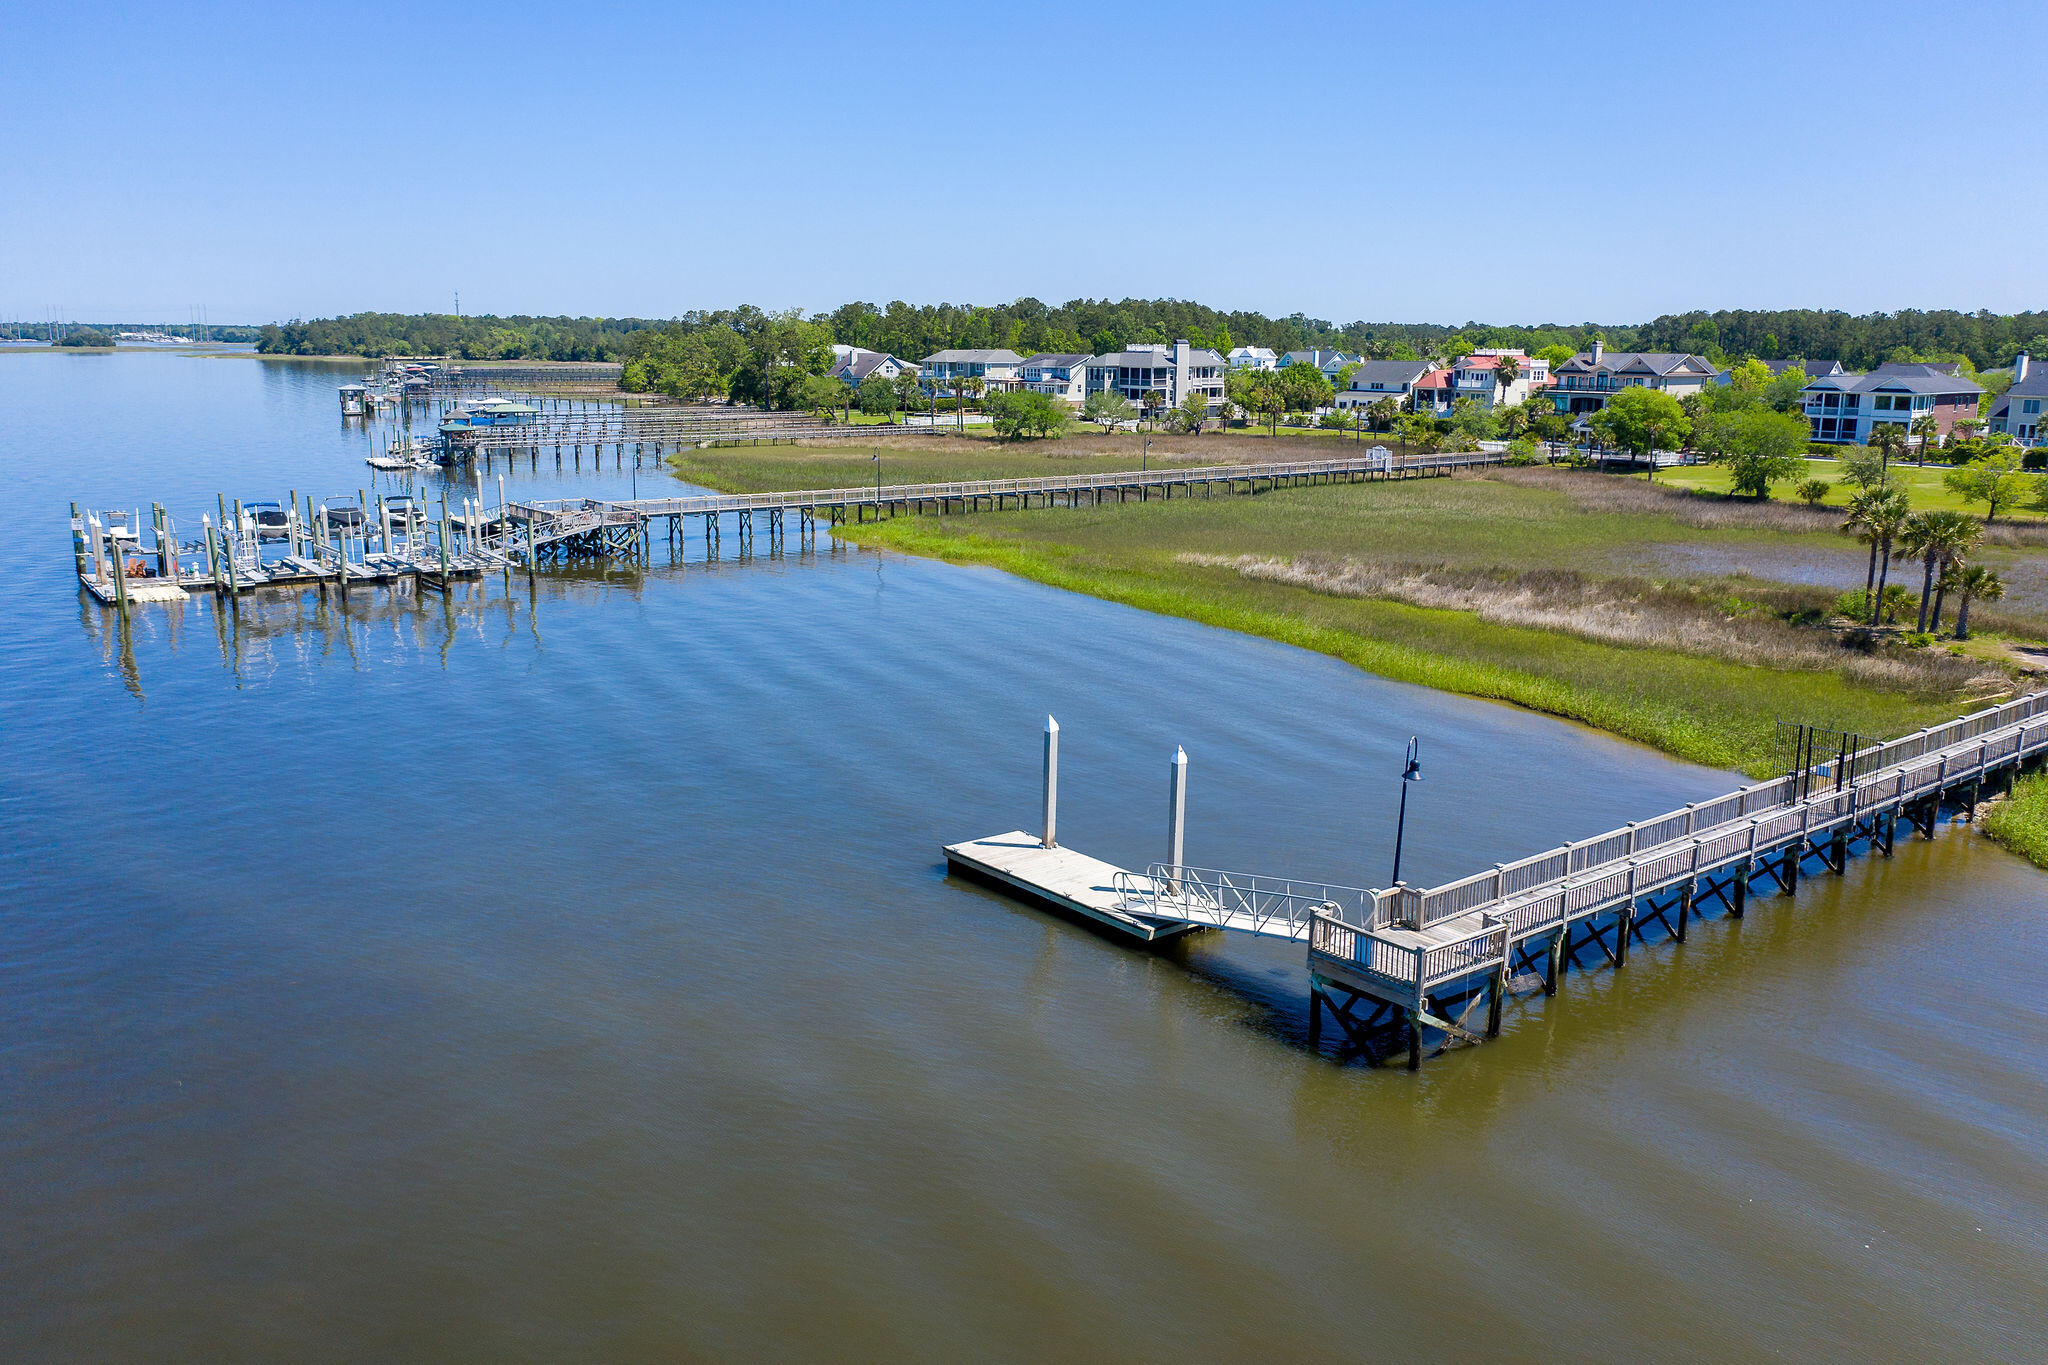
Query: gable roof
xmin=1766 ymin=358 xmax=1843 ymax=377
xmin=829 ymin=350 xmax=914 ymax=382
xmin=2007 ymin=367 xmax=2048 ymax=398
xmin=1557 ymin=351 xmax=1715 ymax=378
xmin=1347 ymin=359 xmax=1432 ymax=390
xmin=1020 ymin=352 xmax=1093 ymax=369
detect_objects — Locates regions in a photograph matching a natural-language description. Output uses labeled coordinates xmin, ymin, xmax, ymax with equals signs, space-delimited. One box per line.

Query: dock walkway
xmin=950 ymin=691 xmax=2048 ymax=1068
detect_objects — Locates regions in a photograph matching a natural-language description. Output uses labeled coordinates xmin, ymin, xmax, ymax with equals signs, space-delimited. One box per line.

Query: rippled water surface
xmin=3 ymin=352 xmax=2046 ymax=1361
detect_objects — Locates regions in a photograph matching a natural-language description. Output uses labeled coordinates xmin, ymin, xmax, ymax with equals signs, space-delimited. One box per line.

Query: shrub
xmin=1833 ymin=589 xmax=1872 ymax=620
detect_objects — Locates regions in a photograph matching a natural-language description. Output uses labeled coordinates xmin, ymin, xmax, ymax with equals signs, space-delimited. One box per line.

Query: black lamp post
xmin=873 ymin=448 xmax=882 ymax=506
xmin=1390 ymin=736 xmax=1422 ymax=886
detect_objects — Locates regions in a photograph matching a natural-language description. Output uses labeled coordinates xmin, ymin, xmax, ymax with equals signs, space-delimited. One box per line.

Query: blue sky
xmin=4 ymin=1 xmax=2043 ymax=326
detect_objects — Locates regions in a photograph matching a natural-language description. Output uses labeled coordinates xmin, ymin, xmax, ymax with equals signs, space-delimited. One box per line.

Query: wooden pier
xmin=75 ymin=451 xmax=1500 ymax=609
xmin=950 ymin=692 xmax=2048 ymax=1070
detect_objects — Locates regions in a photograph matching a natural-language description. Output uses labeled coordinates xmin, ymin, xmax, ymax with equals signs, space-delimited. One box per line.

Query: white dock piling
xmin=1042 ymin=716 xmax=1059 ymax=850
xmin=1167 ymin=745 xmax=1187 ymax=875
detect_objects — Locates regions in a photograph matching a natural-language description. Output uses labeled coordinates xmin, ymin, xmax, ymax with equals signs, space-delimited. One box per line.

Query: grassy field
xmin=664 ymin=444 xmax=2043 ymax=775
xmin=1656 ymin=457 xmax=2048 ymax=520
xmin=1983 ymin=769 xmax=2048 ymax=870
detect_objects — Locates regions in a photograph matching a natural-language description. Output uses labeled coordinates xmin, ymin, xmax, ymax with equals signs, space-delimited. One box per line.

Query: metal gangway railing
xmin=1111 ymin=865 xmax=1381 ymax=940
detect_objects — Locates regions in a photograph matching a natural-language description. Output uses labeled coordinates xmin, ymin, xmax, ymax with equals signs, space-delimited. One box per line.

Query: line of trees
xmin=253 ymin=302 xmax=2048 ymax=375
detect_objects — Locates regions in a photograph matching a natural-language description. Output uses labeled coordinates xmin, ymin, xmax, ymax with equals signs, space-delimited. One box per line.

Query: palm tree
xmin=1494 ymin=353 xmax=1520 ymax=404
xmin=1901 ymin=510 xmax=1980 ymax=633
xmin=1864 ymin=492 xmax=1913 ymax=626
xmin=1866 ymin=421 xmax=1908 ymax=479
xmin=1928 ymin=513 xmax=1983 ymax=633
xmin=1843 ymin=485 xmax=1906 ymax=608
xmin=1910 ymin=413 xmax=1942 ymax=464
xmin=1952 ymin=565 xmax=2004 ymax=639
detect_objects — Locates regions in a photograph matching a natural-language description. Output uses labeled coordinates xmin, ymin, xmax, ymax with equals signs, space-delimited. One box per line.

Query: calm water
xmin=3 ymin=352 xmax=2046 ymax=1361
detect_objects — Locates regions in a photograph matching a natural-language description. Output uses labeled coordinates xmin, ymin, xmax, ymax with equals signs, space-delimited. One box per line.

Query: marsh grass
xmin=1982 ymin=769 xmax=2048 ymax=869
xmin=1191 ymin=554 xmax=1997 ymax=695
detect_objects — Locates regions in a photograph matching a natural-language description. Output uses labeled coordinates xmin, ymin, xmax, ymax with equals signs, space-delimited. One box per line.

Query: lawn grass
xmin=663 ymin=447 xmax=2032 ymax=775
xmin=1656 ymin=457 xmax=2046 ymax=521
xmin=1982 ymin=768 xmax=2048 ymax=870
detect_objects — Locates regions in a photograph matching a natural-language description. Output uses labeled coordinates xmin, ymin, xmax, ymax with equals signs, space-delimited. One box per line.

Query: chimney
xmin=2017 ymin=353 xmax=2031 ymax=383
xmin=1591 ymin=338 xmax=1604 ymax=364
xmin=1173 ymin=339 xmax=1190 ymax=368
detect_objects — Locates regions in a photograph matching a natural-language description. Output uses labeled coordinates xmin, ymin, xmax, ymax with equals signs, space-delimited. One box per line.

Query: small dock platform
xmin=943 ymin=833 xmax=1202 ymax=942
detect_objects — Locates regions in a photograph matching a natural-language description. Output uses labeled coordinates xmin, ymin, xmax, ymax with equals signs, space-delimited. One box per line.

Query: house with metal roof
xmin=1801 ymin=366 xmax=1983 ymax=446
xmin=1018 ymin=353 xmax=1094 ymax=404
xmin=1988 ymin=353 xmax=2044 ymax=444
xmin=1227 ymin=345 xmax=1278 ymax=371
xmin=920 ymin=349 xmax=1025 ymax=394
xmin=1547 ymin=341 xmax=1720 ymax=414
xmin=1332 ymin=359 xmax=1434 ymax=413
xmin=1085 ymin=341 xmax=1227 ymax=409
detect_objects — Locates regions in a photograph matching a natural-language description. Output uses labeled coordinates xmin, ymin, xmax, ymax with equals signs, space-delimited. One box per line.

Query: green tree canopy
xmin=1715 ymin=407 xmax=1810 ymax=498
xmin=1599 ymin=387 xmax=1691 ymax=457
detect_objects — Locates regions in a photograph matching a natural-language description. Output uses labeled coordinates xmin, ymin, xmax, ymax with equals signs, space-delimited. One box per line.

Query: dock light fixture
xmin=1390 ymin=736 xmax=1422 ymax=886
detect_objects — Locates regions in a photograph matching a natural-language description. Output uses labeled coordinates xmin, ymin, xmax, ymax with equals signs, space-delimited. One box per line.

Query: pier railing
xmin=514 ymin=451 xmax=1501 ymax=522
xmin=1393 ymin=691 xmax=2048 ymax=935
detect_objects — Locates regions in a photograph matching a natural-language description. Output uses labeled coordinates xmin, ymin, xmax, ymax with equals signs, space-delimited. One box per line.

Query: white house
xmin=1086 ymin=341 xmax=1227 ymax=409
xmin=1278 ymin=349 xmax=1361 ymax=380
xmin=1332 ymin=359 xmax=1433 ymax=413
xmin=1018 ymin=352 xmax=1093 ymax=404
xmin=1227 ymin=345 xmax=1278 ymax=371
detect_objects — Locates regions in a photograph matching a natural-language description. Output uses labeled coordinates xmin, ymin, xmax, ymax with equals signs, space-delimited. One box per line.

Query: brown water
xmin=4 ymin=353 xmax=2046 ymax=1361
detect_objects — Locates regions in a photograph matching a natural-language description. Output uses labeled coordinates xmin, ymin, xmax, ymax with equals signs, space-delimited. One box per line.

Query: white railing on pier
xmin=514 ymin=451 xmax=1499 ymax=522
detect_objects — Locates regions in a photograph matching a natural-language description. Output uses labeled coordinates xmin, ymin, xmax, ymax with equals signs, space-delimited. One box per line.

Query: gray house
xmin=1548 ymin=342 xmax=1720 ymax=414
xmin=1085 ymin=341 xmax=1226 ymax=409
xmin=921 ymin=349 xmax=1025 ymax=394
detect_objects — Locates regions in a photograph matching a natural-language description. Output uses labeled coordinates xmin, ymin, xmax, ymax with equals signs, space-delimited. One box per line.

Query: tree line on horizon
xmin=254 ymin=302 xmax=2048 ymax=377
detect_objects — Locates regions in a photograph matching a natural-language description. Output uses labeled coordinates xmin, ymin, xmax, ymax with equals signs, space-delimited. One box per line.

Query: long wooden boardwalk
xmin=949 ymin=690 xmax=2048 ymax=1069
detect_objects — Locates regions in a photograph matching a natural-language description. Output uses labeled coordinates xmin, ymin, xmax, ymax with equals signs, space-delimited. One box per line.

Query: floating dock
xmin=943 ymin=833 xmax=1203 ymax=941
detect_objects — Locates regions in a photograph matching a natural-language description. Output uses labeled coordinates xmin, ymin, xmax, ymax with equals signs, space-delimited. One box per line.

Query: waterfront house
xmin=1018 ymin=353 xmax=1094 ymax=405
xmin=1801 ymin=364 xmax=1983 ymax=446
xmin=920 ymin=349 xmax=1025 ymax=395
xmin=1227 ymin=345 xmax=1278 ymax=370
xmin=1086 ymin=341 xmax=1227 ymax=409
xmin=1988 ymin=354 xmax=2044 ymax=444
xmin=1547 ymin=342 xmax=1719 ymax=415
xmin=828 ymin=347 xmax=918 ymax=387
xmin=1332 ymin=359 xmax=1433 ymax=414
